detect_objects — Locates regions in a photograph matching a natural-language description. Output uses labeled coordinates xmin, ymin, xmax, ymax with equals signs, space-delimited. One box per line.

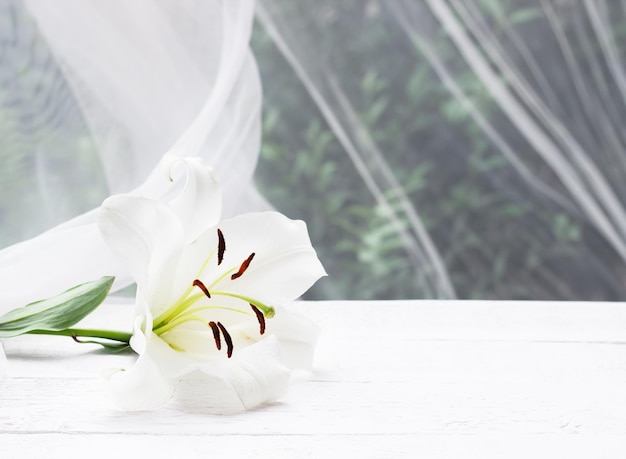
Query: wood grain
xmin=1 ymin=300 xmax=625 ymax=457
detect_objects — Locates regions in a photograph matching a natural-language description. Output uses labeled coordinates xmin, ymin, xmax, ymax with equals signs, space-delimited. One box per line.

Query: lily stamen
xmin=208 ymin=321 xmax=221 ymax=350
xmin=217 ymin=322 xmax=233 ymax=358
xmin=152 ymin=275 xmax=268 ymax=358
xmin=250 ymin=304 xmax=266 ymax=335
xmin=231 ymin=253 xmax=255 ymax=280
xmin=153 ymin=243 xmax=273 ymax=358
xmin=217 ymin=228 xmax=226 ymax=265
xmin=193 ymin=279 xmax=211 ymax=298
xmin=154 ymin=314 xmax=208 ymax=335
xmin=211 ymin=290 xmax=275 ymax=317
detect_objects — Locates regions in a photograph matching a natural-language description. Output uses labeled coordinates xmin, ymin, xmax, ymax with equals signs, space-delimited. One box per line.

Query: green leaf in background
xmin=0 ymin=276 xmax=114 ymax=338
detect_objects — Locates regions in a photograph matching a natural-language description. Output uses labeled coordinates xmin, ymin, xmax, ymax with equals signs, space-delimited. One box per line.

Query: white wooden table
xmin=1 ymin=300 xmax=626 ymax=457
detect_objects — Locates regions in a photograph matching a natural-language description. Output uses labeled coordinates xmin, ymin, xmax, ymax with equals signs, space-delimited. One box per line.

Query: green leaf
xmin=72 ymin=336 xmax=131 ymax=353
xmin=0 ymin=276 xmax=115 ymax=338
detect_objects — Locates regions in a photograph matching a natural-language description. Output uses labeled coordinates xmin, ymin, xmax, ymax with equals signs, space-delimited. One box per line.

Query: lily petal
xmin=190 ymin=336 xmax=290 ymax=411
xmin=128 ymin=310 xmax=150 ymax=355
xmin=266 ymin=308 xmax=320 ymax=370
xmin=106 ymin=315 xmax=177 ymax=412
xmin=98 ymin=196 xmax=185 ymax=314
xmin=158 ymin=322 xmax=223 ymax=358
xmin=106 ymin=326 xmax=192 ymax=411
xmin=106 ymin=351 xmax=175 ymax=412
xmin=160 ymin=154 xmax=222 ymax=244
xmin=235 ymin=307 xmax=320 ymax=370
xmin=212 ymin=212 xmax=327 ymax=305
xmin=115 ymin=331 xmax=289 ymax=412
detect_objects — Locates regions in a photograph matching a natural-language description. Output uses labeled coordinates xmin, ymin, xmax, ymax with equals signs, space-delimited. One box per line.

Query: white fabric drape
xmin=3 ymin=0 xmax=626 ymax=303
xmin=0 ymin=0 xmax=266 ymax=310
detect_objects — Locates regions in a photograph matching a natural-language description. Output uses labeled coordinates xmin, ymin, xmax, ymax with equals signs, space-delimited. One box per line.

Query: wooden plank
xmin=305 ymin=300 xmax=626 ymax=342
xmin=2 ymin=433 xmax=626 ymax=458
xmin=1 ymin=300 xmax=625 ymax=456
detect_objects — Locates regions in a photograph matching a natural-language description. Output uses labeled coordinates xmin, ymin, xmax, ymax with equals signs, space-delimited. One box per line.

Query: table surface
xmin=1 ymin=299 xmax=626 ymax=458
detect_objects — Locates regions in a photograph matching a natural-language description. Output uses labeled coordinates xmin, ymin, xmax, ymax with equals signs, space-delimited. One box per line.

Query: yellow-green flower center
xmin=150 ymin=228 xmax=275 ymax=358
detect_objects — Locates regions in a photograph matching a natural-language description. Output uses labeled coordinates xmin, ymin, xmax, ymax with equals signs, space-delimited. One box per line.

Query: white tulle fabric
xmin=0 ymin=0 xmax=267 ymax=311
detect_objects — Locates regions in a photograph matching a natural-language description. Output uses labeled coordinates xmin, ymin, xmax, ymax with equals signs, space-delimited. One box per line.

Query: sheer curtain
xmin=0 ymin=0 xmax=266 ymax=309
xmin=1 ymin=0 xmax=626 ymax=306
xmin=254 ymin=0 xmax=626 ymax=300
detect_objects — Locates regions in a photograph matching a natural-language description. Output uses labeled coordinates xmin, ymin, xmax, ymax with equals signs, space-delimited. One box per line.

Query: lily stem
xmin=26 ymin=328 xmax=132 ymax=344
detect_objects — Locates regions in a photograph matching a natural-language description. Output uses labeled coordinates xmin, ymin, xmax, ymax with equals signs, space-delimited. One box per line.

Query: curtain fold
xmin=0 ymin=0 xmax=264 ymax=310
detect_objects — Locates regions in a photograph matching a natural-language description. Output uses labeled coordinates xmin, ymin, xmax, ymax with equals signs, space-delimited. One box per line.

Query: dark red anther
xmin=217 ymin=229 xmax=226 ymax=266
xmin=208 ymin=321 xmax=221 ymax=351
xmin=250 ymin=304 xmax=266 ymax=335
xmin=231 ymin=253 xmax=255 ymax=280
xmin=217 ymin=322 xmax=233 ymax=358
xmin=193 ymin=279 xmax=211 ymax=298
xmin=71 ymin=334 xmax=83 ymax=344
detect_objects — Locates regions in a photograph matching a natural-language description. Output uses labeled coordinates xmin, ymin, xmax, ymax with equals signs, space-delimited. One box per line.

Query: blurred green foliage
xmin=251 ymin=0 xmax=626 ymax=300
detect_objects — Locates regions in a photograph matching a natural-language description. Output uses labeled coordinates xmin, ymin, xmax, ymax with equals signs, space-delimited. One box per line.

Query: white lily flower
xmin=98 ymin=154 xmax=326 ymax=411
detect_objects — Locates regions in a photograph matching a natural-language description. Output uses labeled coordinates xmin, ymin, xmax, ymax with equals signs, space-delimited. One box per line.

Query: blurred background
xmin=3 ymin=0 xmax=626 ymax=301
